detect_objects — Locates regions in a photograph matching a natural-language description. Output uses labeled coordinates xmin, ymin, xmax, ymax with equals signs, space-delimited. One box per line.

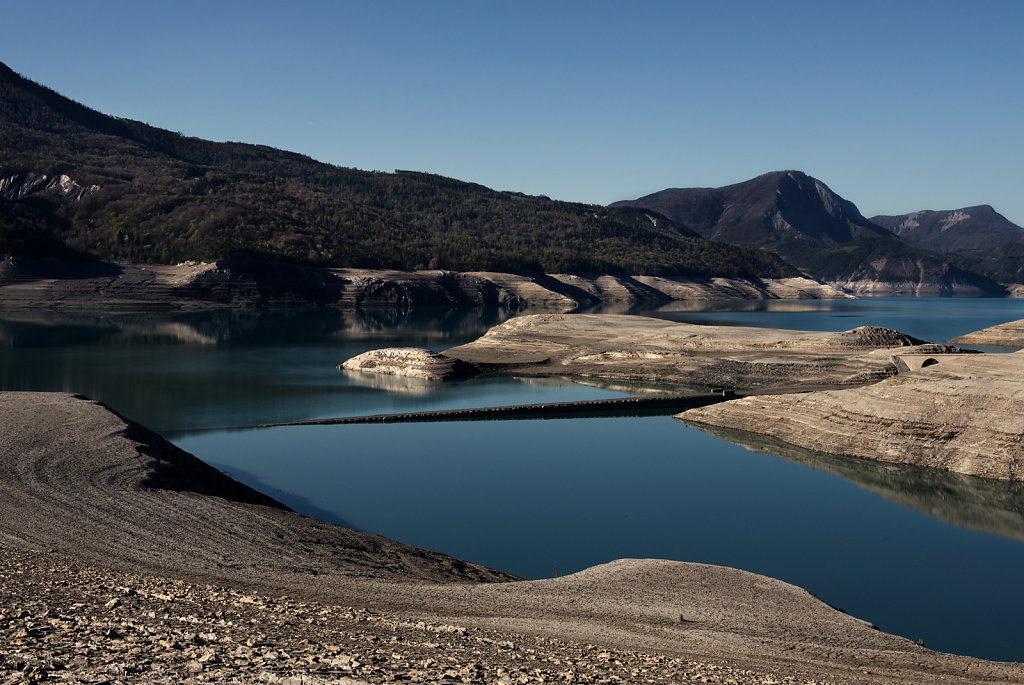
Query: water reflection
xmin=520 ymin=375 xmax=705 ymax=396
xmin=0 ymin=306 xmax=526 ymax=349
xmin=693 ymin=423 xmax=1024 ymax=544
xmin=341 ymin=369 xmax=444 ymax=395
xmin=645 ymin=298 xmax=856 ymax=314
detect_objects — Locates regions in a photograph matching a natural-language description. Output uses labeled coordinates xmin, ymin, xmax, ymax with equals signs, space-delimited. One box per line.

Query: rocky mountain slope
xmin=872 ymin=206 xmax=1024 ymax=284
xmin=872 ymin=205 xmax=1024 ymax=253
xmin=613 ymin=171 xmax=1006 ymax=295
xmin=614 ymin=170 xmax=889 ymax=249
xmin=0 ymin=61 xmax=794 ymax=281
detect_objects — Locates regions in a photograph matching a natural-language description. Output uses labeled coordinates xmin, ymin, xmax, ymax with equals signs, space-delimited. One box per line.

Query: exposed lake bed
xmin=3 ymin=298 xmax=1024 ymax=669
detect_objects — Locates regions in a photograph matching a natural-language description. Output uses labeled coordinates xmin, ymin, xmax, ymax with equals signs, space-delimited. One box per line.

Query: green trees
xmin=0 ymin=61 xmax=796 ymax=279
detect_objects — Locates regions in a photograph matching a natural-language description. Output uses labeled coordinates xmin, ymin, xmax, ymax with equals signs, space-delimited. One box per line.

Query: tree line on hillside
xmin=0 ymin=62 xmax=796 ymax=279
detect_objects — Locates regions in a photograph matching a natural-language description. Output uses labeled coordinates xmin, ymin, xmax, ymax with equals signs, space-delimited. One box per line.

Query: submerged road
xmin=185 ymin=392 xmax=740 ymax=433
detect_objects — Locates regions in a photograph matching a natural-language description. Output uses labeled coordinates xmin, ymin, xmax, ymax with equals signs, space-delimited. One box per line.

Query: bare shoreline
xmin=0 ymin=258 xmax=849 ymax=311
xmin=3 ymin=391 xmax=1022 ymax=683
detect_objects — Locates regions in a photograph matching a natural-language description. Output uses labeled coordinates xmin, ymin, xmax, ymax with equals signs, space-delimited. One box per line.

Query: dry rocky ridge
xmin=4 ymin=391 xmax=1023 ymax=683
xmin=681 ymin=351 xmax=1024 ymax=481
xmin=345 ymin=313 xmax=965 ymax=390
xmin=949 ymin=318 xmax=1024 ymax=348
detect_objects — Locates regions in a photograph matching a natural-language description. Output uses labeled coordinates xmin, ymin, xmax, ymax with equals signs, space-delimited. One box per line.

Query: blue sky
xmin=3 ymin=1 xmax=1022 ymax=224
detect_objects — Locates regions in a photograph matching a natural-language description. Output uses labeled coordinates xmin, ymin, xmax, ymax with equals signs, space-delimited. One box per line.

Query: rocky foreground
xmin=3 ymin=547 xmax=801 ymax=685
xmin=4 ymin=392 xmax=1022 ymax=683
xmin=346 ymin=313 xmax=966 ymax=390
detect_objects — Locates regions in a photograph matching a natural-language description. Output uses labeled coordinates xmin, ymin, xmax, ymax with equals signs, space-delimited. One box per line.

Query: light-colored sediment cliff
xmin=681 ymin=351 xmax=1024 ymax=481
xmin=0 ymin=257 xmax=849 ymax=310
xmin=950 ymin=318 xmax=1024 ymax=348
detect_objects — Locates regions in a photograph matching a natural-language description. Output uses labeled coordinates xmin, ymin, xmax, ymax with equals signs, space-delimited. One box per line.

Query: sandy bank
xmin=2 ymin=391 xmax=1021 ymax=683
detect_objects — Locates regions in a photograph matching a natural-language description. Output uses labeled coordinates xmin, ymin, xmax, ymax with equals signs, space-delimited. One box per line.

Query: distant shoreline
xmin=0 ymin=257 xmax=852 ymax=310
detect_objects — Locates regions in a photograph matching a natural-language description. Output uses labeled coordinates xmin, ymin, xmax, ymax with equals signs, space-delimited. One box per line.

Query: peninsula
xmin=344 ymin=313 xmax=1024 ymax=483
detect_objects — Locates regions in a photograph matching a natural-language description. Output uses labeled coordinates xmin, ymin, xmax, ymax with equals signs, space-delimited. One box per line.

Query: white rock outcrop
xmin=340 ymin=347 xmax=478 ymax=381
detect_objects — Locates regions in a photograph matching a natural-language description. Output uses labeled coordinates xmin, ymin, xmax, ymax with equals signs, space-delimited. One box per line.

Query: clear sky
xmin=3 ymin=1 xmax=1022 ymax=224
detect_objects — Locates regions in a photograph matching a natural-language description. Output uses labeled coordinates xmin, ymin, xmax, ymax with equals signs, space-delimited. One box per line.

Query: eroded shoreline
xmin=4 ymin=391 xmax=1022 ymax=683
xmin=0 ymin=258 xmax=848 ymax=311
xmin=345 ymin=313 xmax=1024 ymax=482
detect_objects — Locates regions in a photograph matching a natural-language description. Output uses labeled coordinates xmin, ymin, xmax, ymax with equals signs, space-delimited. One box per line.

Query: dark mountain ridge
xmin=615 ymin=171 xmax=892 ymax=249
xmin=871 ymin=205 xmax=1024 ymax=254
xmin=870 ymin=206 xmax=1024 ymax=284
xmin=613 ymin=171 xmax=1006 ymax=295
xmin=0 ymin=61 xmax=795 ymax=280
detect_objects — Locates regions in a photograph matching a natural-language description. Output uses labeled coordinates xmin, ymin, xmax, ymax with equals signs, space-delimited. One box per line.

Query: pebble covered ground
xmin=1 ymin=548 xmax=816 ymax=685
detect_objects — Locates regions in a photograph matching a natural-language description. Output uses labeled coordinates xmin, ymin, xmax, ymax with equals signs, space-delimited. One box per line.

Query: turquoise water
xmin=2 ymin=299 xmax=1024 ymax=661
xmin=647 ymin=296 xmax=1024 ymax=345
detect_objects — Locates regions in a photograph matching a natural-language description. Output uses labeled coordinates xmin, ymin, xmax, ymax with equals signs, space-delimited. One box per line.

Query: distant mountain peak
xmin=613 ymin=172 xmax=1006 ymax=295
xmin=871 ymin=205 xmax=1024 ymax=254
xmin=613 ymin=170 xmax=890 ymax=250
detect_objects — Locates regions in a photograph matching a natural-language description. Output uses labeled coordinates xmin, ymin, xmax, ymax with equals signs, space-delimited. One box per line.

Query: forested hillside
xmin=0 ymin=62 xmax=796 ymax=279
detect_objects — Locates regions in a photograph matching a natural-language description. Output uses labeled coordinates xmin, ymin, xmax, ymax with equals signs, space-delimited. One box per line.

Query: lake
xmin=2 ymin=298 xmax=1024 ymax=661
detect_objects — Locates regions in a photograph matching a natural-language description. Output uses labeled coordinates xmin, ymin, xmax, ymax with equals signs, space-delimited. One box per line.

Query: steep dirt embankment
xmin=0 ymin=256 xmax=848 ymax=310
xmin=0 ymin=392 xmax=511 ymax=586
xmin=2 ymin=391 xmax=1021 ymax=684
xmin=348 ymin=313 xmax=963 ymax=390
xmin=681 ymin=351 xmax=1024 ymax=481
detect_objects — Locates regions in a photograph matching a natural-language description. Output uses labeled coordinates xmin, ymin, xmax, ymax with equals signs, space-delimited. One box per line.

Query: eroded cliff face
xmin=680 ymin=351 xmax=1024 ymax=481
xmin=0 ymin=171 xmax=100 ymax=201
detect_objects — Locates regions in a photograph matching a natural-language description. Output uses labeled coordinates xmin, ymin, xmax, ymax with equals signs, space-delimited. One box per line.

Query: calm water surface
xmin=2 ymin=299 xmax=1024 ymax=661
